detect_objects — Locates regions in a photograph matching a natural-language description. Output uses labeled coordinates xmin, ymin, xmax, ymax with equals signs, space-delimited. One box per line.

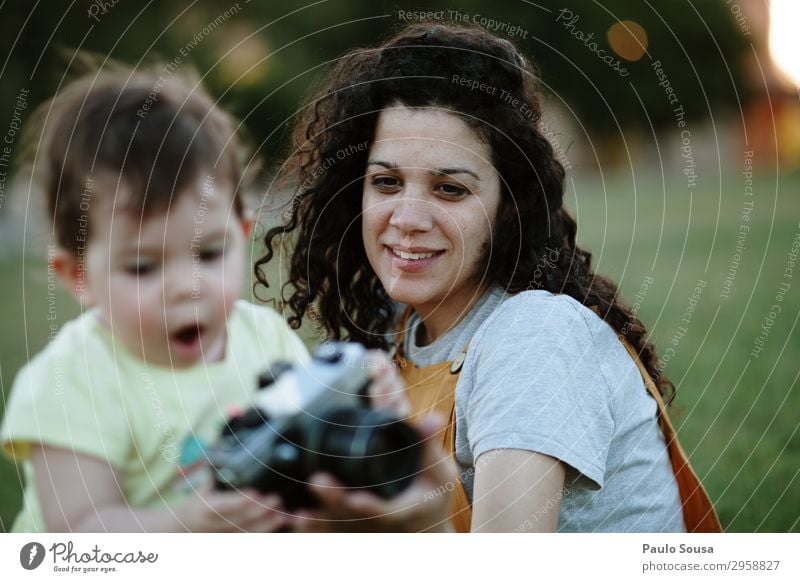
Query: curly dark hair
xmin=255 ymin=22 xmax=674 ymax=402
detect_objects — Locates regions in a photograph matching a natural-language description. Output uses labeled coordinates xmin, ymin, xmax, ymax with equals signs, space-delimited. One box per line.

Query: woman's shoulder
xmin=466 ymin=290 xmax=633 ymax=393
xmin=471 ymin=290 xmax=604 ymax=347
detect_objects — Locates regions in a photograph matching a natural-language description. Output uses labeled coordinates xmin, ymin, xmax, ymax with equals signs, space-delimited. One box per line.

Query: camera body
xmin=205 ymin=342 xmax=421 ymax=510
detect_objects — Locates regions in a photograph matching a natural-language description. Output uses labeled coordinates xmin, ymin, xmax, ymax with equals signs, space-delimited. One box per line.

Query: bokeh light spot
xmin=607 ymin=20 xmax=648 ymax=62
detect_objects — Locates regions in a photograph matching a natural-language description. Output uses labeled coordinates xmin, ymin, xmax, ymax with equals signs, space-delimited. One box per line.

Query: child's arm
xmin=30 ymin=444 xmax=286 ymax=532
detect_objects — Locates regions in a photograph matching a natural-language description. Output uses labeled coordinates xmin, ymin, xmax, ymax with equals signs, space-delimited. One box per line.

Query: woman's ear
xmin=51 ymin=248 xmax=95 ymax=306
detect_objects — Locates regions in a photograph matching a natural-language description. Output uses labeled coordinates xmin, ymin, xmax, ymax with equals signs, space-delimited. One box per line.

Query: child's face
xmin=80 ymin=175 xmax=248 ymax=368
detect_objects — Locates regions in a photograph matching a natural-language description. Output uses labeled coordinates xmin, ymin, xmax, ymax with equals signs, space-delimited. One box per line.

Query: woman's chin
xmin=383 ymin=283 xmax=436 ymax=309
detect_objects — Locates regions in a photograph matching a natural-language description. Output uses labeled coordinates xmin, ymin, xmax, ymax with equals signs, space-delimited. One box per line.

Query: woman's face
xmin=362 ymin=106 xmax=502 ymax=326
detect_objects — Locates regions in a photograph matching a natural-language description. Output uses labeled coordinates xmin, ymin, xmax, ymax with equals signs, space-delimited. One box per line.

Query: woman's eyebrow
xmin=430 ymin=167 xmax=480 ymax=181
xmin=367 ymin=160 xmax=397 ymax=169
xmin=367 ymin=160 xmax=480 ymax=180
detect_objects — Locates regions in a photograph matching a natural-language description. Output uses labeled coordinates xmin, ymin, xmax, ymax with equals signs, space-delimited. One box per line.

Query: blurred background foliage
xmin=0 ymin=0 xmax=753 ymax=166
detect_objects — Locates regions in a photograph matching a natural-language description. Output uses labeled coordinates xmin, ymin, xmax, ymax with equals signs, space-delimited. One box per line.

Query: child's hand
xmin=364 ymin=350 xmax=411 ymax=417
xmin=176 ymin=487 xmax=287 ymax=532
xmin=30 ymin=445 xmax=287 ymax=532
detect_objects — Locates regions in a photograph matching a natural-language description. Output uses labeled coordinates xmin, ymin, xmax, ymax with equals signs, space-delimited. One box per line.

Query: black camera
xmin=205 ymin=342 xmax=422 ymax=510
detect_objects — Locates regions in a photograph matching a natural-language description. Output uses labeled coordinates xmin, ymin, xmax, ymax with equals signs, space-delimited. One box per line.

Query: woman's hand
xmin=363 ymin=349 xmax=411 ymax=417
xmin=175 ymin=486 xmax=287 ymax=532
xmin=287 ymin=413 xmax=458 ymax=532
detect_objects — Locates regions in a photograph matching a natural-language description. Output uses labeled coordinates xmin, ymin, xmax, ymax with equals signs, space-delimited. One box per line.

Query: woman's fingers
xmin=289 ymin=509 xmax=331 ymax=532
xmin=305 ymin=473 xmax=349 ymax=509
xmin=292 ymin=473 xmax=392 ymax=530
xmin=283 ymin=413 xmax=458 ymax=532
xmin=237 ymin=492 xmax=286 ymax=531
xmin=416 ymin=411 xmax=447 ymax=439
xmin=364 ymin=350 xmax=411 ymax=417
xmin=196 ymin=489 xmax=287 ymax=532
xmin=307 ymin=473 xmax=385 ymax=520
xmin=296 ymin=415 xmax=458 ymax=531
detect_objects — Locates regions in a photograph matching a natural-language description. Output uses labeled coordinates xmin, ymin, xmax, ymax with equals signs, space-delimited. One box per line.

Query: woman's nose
xmin=388 ymin=190 xmax=434 ymax=233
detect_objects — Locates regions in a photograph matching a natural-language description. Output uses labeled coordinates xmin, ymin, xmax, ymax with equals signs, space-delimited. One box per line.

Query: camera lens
xmin=307 ymin=408 xmax=421 ymax=498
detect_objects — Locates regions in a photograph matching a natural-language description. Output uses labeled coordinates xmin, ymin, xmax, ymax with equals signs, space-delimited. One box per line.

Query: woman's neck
xmin=414 ymin=286 xmax=491 ymax=346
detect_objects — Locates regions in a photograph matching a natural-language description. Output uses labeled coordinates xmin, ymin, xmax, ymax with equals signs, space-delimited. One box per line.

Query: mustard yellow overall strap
xmin=620 ymin=340 xmax=723 ymax=532
xmin=394 ymin=306 xmax=473 ymax=532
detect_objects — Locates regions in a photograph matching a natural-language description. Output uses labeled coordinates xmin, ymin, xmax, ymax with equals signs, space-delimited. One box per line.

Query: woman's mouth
xmin=392 ymin=249 xmax=437 ymax=260
xmin=387 ymin=246 xmax=443 ymax=272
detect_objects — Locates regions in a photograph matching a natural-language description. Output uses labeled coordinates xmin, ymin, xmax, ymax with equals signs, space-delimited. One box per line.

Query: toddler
xmin=1 ymin=67 xmax=308 ymax=532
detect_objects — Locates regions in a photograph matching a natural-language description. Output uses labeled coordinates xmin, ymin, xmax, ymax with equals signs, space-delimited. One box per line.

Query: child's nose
xmin=166 ymin=260 xmax=200 ymax=301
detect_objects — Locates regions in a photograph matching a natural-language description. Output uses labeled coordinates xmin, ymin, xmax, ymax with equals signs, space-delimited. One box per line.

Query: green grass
xmin=568 ymin=170 xmax=800 ymax=532
xmin=0 ymin=253 xmax=81 ymax=531
xmin=1 ymin=170 xmax=798 ymax=532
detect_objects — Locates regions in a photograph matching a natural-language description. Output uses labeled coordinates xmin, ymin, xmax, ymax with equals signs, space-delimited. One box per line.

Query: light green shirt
xmin=1 ymin=300 xmax=309 ymax=532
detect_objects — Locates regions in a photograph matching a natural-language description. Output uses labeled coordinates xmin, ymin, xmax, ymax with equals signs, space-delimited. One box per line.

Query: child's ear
xmin=51 ymin=248 xmax=95 ymax=306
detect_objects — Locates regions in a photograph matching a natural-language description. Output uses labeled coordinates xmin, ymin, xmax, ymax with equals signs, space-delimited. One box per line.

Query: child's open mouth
xmin=170 ymin=323 xmax=205 ymax=360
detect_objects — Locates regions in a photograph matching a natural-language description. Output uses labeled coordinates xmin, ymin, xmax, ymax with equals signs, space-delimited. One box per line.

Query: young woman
xmin=256 ymin=22 xmax=720 ymax=533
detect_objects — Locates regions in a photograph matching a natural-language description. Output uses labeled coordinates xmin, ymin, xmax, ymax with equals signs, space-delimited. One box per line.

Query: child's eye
xmin=370 ymin=175 xmax=402 ymax=193
xmin=198 ymin=248 xmax=224 ymax=262
xmin=435 ymin=183 xmax=469 ymax=199
xmin=124 ymin=263 xmax=155 ymax=276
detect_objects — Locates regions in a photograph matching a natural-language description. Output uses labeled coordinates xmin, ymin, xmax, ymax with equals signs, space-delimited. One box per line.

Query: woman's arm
xmin=470 ymin=449 xmax=565 ymax=532
xmin=30 ymin=444 xmax=287 ymax=532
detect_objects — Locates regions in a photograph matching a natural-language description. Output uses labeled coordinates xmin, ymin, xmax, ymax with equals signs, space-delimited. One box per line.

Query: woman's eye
xmin=199 ymin=248 xmax=224 ymax=262
xmin=371 ymin=175 xmax=401 ymax=193
xmin=124 ymin=263 xmax=155 ymax=276
xmin=436 ymin=183 xmax=469 ymax=199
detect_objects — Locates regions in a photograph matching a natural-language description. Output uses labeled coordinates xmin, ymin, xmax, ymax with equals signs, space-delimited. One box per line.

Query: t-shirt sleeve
xmin=1 ymin=335 xmax=129 ymax=467
xmin=463 ymin=295 xmax=615 ymax=489
xmin=237 ymin=301 xmax=311 ymax=365
xmin=280 ymin=323 xmax=311 ymax=363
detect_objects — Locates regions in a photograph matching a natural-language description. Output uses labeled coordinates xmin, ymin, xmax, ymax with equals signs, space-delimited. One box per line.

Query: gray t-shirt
xmin=405 ymin=287 xmax=685 ymax=532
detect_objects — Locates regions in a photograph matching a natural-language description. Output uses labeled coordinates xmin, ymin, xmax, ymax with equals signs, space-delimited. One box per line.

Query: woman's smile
xmin=386 ymin=245 xmax=445 ymax=272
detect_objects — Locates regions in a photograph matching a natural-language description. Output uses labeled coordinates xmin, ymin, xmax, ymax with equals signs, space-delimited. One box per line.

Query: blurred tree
xmin=0 ymin=0 xmax=752 ymax=177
